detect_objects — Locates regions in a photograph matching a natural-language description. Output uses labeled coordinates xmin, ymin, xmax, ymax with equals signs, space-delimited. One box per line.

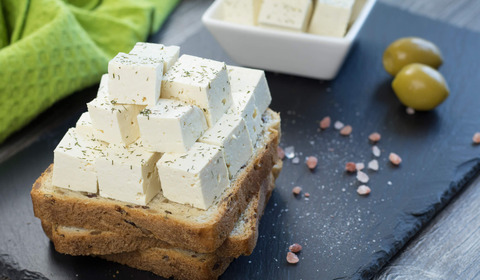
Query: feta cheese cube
xmin=96 ymin=141 xmax=162 ymax=205
xmin=228 ymin=65 xmax=271 ymax=114
xmin=157 ymin=143 xmax=229 ymax=210
xmin=129 ymin=43 xmax=180 ymax=73
xmin=161 ymin=55 xmax=232 ymax=127
xmin=258 ymin=0 xmax=313 ymax=33
xmin=223 ymin=0 xmax=262 ymax=26
xmin=108 ymin=52 xmax=163 ymax=105
xmin=52 ymin=128 xmax=106 ymax=193
xmin=87 ymin=76 xmax=145 ymax=145
xmin=199 ymin=113 xmax=253 ymax=179
xmin=137 ymin=99 xmax=208 ymax=153
xmin=75 ymin=112 xmax=103 ymax=141
xmin=308 ymin=0 xmax=356 ymax=37
xmin=229 ymin=91 xmax=262 ymax=145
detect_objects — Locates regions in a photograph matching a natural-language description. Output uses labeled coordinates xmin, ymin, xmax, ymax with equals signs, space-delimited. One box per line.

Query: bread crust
xmin=32 ymin=110 xmax=280 ymax=253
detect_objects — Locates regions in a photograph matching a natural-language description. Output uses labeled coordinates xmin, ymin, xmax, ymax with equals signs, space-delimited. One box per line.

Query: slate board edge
xmin=357 ymin=158 xmax=480 ymax=279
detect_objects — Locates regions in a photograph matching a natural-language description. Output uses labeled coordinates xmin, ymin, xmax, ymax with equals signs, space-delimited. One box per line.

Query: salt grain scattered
xmin=406 ymin=107 xmax=415 ymax=115
xmin=306 ymin=156 xmax=318 ymax=169
xmin=345 ymin=162 xmax=356 ymax=172
xmin=286 ymin=252 xmax=299 ymax=264
xmin=473 ymin=132 xmax=480 ymax=144
xmin=368 ymin=159 xmax=379 ymax=171
xmin=340 ymin=125 xmax=352 ymax=136
xmin=356 ymin=162 xmax=365 ymax=171
xmin=289 ymin=243 xmax=303 ymax=253
xmin=389 ymin=153 xmax=402 ymax=165
xmin=368 ymin=132 xmax=381 ymax=143
xmin=277 ymin=147 xmax=285 ymax=159
xmin=334 ymin=121 xmax=344 ymax=130
xmin=292 ymin=186 xmax=302 ymax=195
xmin=357 ymin=185 xmax=371 ymax=195
xmin=320 ymin=116 xmax=331 ymax=130
xmin=372 ymin=146 xmax=381 ymax=157
xmin=387 ymin=181 xmax=392 ymax=185
xmin=284 ymin=146 xmax=295 ymax=159
xmin=292 ymin=157 xmax=300 ymax=164
xmin=356 ymin=171 xmax=369 ymax=183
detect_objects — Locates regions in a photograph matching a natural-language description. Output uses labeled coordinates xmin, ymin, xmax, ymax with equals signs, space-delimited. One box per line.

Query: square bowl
xmin=202 ymin=0 xmax=377 ymax=80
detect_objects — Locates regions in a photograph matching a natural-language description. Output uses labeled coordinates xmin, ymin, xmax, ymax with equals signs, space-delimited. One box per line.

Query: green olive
xmin=392 ymin=63 xmax=449 ymax=111
xmin=383 ymin=37 xmax=443 ymax=76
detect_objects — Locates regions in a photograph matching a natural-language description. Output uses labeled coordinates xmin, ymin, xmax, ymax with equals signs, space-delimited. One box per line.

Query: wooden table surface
xmin=1 ymin=0 xmax=479 ymax=279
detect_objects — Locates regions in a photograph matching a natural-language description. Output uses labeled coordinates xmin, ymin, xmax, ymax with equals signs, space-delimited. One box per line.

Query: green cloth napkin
xmin=0 ymin=0 xmax=179 ymax=144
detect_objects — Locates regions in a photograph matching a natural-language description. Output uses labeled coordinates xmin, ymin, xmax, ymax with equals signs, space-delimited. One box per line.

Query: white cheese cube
xmin=137 ymin=99 xmax=208 ymax=153
xmin=258 ymin=0 xmax=313 ymax=32
xmin=97 ymin=73 xmax=109 ymax=97
xmin=96 ymin=141 xmax=162 ymax=205
xmin=223 ymin=0 xmax=262 ymax=26
xmin=157 ymin=143 xmax=229 ymax=210
xmin=199 ymin=113 xmax=253 ymax=179
xmin=129 ymin=43 xmax=180 ymax=73
xmin=349 ymin=0 xmax=365 ymax=26
xmin=308 ymin=0 xmax=356 ymax=37
xmin=75 ymin=112 xmax=103 ymax=141
xmin=108 ymin=52 xmax=163 ymax=105
xmin=52 ymin=128 xmax=106 ymax=193
xmin=87 ymin=77 xmax=145 ymax=145
xmin=229 ymin=92 xmax=262 ymax=145
xmin=161 ymin=55 xmax=232 ymax=127
xmin=228 ymin=65 xmax=271 ymax=114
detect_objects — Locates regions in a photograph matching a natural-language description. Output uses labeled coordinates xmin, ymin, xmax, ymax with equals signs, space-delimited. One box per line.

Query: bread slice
xmin=32 ymin=109 xmax=280 ymax=253
xmin=40 ymin=165 xmax=280 ymax=257
xmin=41 ymin=216 xmax=233 ymax=280
xmin=103 ymin=248 xmax=233 ymax=280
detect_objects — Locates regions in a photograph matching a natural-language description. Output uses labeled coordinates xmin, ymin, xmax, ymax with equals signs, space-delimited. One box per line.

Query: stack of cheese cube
xmin=222 ymin=0 xmax=366 ymax=37
xmin=52 ymin=42 xmax=271 ymax=210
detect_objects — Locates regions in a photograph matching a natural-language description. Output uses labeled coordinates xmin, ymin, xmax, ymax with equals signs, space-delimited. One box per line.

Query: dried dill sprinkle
xmin=140 ymin=108 xmax=152 ymax=120
xmin=110 ymin=100 xmax=117 ymax=105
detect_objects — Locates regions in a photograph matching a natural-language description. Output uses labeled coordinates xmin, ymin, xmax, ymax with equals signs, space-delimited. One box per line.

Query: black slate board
xmin=1 ymin=3 xmax=480 ymax=280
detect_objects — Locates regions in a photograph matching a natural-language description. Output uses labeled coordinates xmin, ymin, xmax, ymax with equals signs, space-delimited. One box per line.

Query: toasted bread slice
xmin=41 ymin=165 xmax=280 ymax=257
xmin=32 ymin=109 xmax=280 ymax=253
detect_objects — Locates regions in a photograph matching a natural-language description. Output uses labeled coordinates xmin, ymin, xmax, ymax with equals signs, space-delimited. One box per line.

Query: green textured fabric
xmin=0 ymin=0 xmax=178 ymax=143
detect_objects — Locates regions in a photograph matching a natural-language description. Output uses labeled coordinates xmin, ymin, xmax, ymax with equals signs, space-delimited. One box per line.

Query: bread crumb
xmin=304 ymin=192 xmax=310 ymax=198
xmin=320 ymin=116 xmax=331 ymax=130
xmin=292 ymin=186 xmax=302 ymax=195
xmin=389 ymin=153 xmax=402 ymax=166
xmin=357 ymin=185 xmax=371 ymax=195
xmin=473 ymin=132 xmax=480 ymax=144
xmin=345 ymin=162 xmax=356 ymax=172
xmin=289 ymin=243 xmax=303 ymax=253
xmin=286 ymin=252 xmax=299 ymax=264
xmin=306 ymin=156 xmax=318 ymax=169
xmin=368 ymin=132 xmax=381 ymax=143
xmin=340 ymin=125 xmax=352 ymax=136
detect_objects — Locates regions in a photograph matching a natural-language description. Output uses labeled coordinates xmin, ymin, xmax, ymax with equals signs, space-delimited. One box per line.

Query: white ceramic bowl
xmin=202 ymin=0 xmax=377 ymax=80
